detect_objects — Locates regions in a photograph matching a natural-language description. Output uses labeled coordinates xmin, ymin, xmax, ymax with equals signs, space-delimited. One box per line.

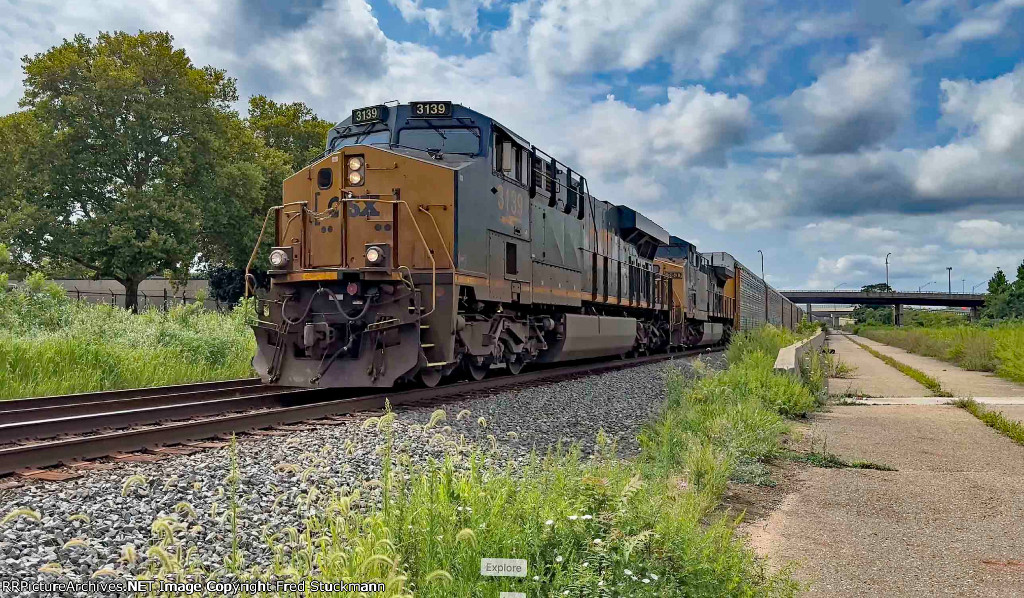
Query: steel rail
xmin=0 ymin=378 xmax=261 ymax=414
xmin=0 ymin=385 xmax=295 ymax=428
xmin=0 ymin=347 xmax=720 ymax=475
xmin=0 ymin=387 xmax=333 ymax=444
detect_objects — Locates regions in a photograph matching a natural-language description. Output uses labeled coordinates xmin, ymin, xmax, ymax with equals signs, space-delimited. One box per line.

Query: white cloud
xmin=927 ymin=0 xmax=1024 ymax=57
xmin=575 ymin=87 xmax=751 ymax=176
xmin=387 ymin=0 xmax=495 ymax=39
xmin=521 ymin=0 xmax=745 ymax=86
xmin=947 ymin=220 xmax=1022 ymax=249
xmin=777 ymin=42 xmax=912 ymax=154
xmin=915 ymin=64 xmax=1024 ymax=200
xmin=799 ymin=221 xmax=900 ymax=245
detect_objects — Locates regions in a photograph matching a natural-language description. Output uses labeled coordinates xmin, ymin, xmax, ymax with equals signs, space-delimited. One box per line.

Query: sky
xmin=2 ymin=0 xmax=1023 ymax=292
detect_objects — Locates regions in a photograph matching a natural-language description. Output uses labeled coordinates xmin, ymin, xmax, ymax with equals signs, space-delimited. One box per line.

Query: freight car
xmin=247 ymin=101 xmax=803 ymax=388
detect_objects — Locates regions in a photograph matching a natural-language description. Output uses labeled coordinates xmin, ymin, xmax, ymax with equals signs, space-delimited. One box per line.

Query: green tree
xmin=989 ymin=268 xmax=1009 ymax=295
xmin=852 ymin=283 xmax=895 ymax=325
xmin=0 ymin=31 xmax=292 ymax=311
xmin=246 ymin=95 xmax=332 ymax=171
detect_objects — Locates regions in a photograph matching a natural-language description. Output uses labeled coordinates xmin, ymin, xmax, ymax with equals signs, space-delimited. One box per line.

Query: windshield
xmin=328 ymin=129 xmax=390 ymax=152
xmin=397 ymin=127 xmax=480 ymax=155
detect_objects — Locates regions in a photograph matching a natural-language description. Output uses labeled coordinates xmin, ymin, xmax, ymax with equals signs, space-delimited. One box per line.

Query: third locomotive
xmin=249 ymin=101 xmax=803 ymax=388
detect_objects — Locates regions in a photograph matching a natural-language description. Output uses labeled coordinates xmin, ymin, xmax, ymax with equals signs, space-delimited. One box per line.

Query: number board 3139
xmin=410 ymin=101 xmax=452 ymax=118
xmin=352 ymin=105 xmax=388 ymax=125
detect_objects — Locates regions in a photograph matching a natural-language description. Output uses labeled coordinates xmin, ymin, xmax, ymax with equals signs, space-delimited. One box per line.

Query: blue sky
xmin=2 ymin=0 xmax=1023 ymax=292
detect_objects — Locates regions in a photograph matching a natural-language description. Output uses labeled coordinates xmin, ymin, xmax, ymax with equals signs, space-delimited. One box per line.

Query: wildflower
xmin=545 ymin=520 xmax=554 ymax=526
xmin=533 ymin=576 xmax=540 ymax=581
xmin=593 ymin=539 xmax=603 ymax=545
xmin=624 ymin=569 xmax=633 ymax=576
xmin=583 ymin=562 xmax=589 ymax=568
xmin=568 ymin=515 xmax=578 ymax=520
xmin=642 ymin=578 xmax=650 ymax=584
xmin=562 ymin=592 xmax=569 ymax=596
xmin=598 ymin=581 xmax=604 ymax=586
xmin=582 ymin=514 xmax=593 ymax=520
xmin=555 ymin=555 xmax=563 ymax=563
xmin=650 ymin=573 xmax=659 ymax=580
xmin=457 ymin=507 xmax=464 ymax=512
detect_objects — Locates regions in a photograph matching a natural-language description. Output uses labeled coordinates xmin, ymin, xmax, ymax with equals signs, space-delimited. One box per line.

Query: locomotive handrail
xmin=340 ymin=194 xmax=439 ymax=320
xmin=418 ymin=205 xmax=455 ymax=269
xmin=245 ymin=200 xmax=310 ymax=298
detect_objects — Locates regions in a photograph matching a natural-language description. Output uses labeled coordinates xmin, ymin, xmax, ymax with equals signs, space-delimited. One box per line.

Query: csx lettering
xmin=347 ymin=202 xmax=381 ymax=217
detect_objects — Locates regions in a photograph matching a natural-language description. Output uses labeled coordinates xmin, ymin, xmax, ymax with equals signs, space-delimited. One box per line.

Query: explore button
xmin=480 ymin=558 xmax=528 ymax=577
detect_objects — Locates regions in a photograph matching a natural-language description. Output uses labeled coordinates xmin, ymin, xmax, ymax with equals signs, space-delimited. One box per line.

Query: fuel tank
xmin=536 ymin=314 xmax=637 ymax=362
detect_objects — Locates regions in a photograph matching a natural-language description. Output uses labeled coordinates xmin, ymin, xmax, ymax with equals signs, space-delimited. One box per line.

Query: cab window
xmin=398 ymin=127 xmax=480 ymax=155
xmin=493 ymin=132 xmax=528 ymax=185
xmin=328 ymin=129 xmax=390 ymax=152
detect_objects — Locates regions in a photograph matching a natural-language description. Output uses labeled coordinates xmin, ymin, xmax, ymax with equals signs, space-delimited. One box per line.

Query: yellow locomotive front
xmin=250 ymin=103 xmax=462 ymax=387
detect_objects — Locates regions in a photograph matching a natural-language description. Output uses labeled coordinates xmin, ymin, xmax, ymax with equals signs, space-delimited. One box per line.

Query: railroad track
xmin=0 ymin=348 xmax=720 ymax=476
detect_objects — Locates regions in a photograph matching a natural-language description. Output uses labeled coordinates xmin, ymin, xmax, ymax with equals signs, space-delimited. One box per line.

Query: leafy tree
xmin=861 ymin=283 xmax=893 ymax=293
xmin=852 ymin=282 xmax=895 ymax=325
xmin=989 ymin=268 xmax=1009 ymax=295
xmin=0 ymin=31 xmax=298 ymax=312
xmin=0 ymin=32 xmax=243 ymax=311
xmin=246 ymin=95 xmax=333 ymax=171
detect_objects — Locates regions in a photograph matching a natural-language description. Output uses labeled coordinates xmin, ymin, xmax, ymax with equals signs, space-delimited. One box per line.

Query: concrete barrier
xmin=774 ymin=330 xmax=826 ymax=375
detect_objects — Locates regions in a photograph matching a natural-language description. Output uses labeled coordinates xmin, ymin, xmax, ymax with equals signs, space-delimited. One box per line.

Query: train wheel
xmin=418 ymin=367 xmax=443 ymax=388
xmin=464 ymin=359 xmax=488 ymax=381
xmin=506 ymin=355 xmax=525 ymax=375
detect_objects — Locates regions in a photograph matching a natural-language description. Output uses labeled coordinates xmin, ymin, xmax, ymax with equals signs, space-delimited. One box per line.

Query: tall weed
xmin=0 ymin=277 xmax=255 ymax=399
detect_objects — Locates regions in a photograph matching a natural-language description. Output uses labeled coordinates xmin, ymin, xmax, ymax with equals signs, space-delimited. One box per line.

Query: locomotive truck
xmin=247 ymin=101 xmax=802 ymax=388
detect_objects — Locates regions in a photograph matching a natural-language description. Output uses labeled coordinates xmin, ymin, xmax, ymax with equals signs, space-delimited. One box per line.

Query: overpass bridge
xmin=780 ymin=290 xmax=986 ymax=326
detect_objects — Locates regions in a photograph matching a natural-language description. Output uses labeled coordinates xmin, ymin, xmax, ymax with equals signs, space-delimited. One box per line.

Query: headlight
xmin=269 ymin=249 xmax=289 ymax=268
xmin=346 ymin=154 xmax=365 ymax=187
xmin=365 ymin=246 xmax=383 ymax=265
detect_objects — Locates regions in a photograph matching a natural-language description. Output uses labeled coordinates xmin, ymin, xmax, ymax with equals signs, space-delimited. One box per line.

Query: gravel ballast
xmin=0 ymin=355 xmax=721 ymax=595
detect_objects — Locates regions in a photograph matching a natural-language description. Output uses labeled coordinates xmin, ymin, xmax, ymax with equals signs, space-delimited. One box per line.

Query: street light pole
xmin=833 ymin=282 xmax=846 ymax=291
xmin=972 ymin=281 xmax=985 ymax=293
xmin=961 ymin=278 xmax=965 ymax=293
xmin=919 ymin=281 xmax=934 ymax=292
xmin=885 ymin=252 xmax=891 ymax=290
xmin=757 ymin=250 xmax=767 ymax=324
xmin=946 ymin=266 xmax=952 ymax=294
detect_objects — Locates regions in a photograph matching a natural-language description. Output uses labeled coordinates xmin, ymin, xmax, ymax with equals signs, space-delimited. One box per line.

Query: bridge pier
xmin=970 ymin=306 xmax=979 ymax=323
xmin=894 ymin=304 xmax=903 ymax=327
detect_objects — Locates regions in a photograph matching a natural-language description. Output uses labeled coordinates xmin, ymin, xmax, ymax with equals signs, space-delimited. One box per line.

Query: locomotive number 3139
xmin=411 ymin=101 xmax=452 ymax=118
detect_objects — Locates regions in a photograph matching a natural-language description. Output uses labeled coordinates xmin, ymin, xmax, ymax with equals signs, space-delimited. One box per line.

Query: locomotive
xmin=247 ymin=102 xmax=803 ymax=388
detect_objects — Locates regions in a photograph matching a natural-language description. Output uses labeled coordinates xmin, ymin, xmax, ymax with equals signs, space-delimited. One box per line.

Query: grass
xmin=860 ymin=324 xmax=1024 ymax=384
xmin=952 ymin=398 xmax=1024 ymax=446
xmin=102 ymin=326 xmax=816 ymax=596
xmin=824 ymin=352 xmax=855 ymax=379
xmin=785 ymin=436 xmax=897 ymax=471
xmin=848 ymin=337 xmax=952 ymax=397
xmin=0 ymin=273 xmax=256 ymax=399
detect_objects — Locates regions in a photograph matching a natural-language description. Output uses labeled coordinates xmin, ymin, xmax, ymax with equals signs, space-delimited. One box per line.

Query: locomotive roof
xmin=330 ymin=102 xmax=673 ymax=251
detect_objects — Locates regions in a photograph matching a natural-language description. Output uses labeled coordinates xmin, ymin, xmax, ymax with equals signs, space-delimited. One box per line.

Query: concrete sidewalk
xmin=827 ymin=334 xmax=930 ymax=398
xmin=852 ymin=334 xmax=1024 ymax=398
xmin=750 ymin=405 xmax=1024 ymax=597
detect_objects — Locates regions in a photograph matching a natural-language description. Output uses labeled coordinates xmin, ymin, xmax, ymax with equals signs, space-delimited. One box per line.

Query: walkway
xmin=852 ymin=334 xmax=1024 ymax=399
xmin=750 ymin=333 xmax=1024 ymax=597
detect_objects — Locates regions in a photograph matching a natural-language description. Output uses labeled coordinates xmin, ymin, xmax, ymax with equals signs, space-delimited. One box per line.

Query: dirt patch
xmin=723 ymin=459 xmax=806 ymax=526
